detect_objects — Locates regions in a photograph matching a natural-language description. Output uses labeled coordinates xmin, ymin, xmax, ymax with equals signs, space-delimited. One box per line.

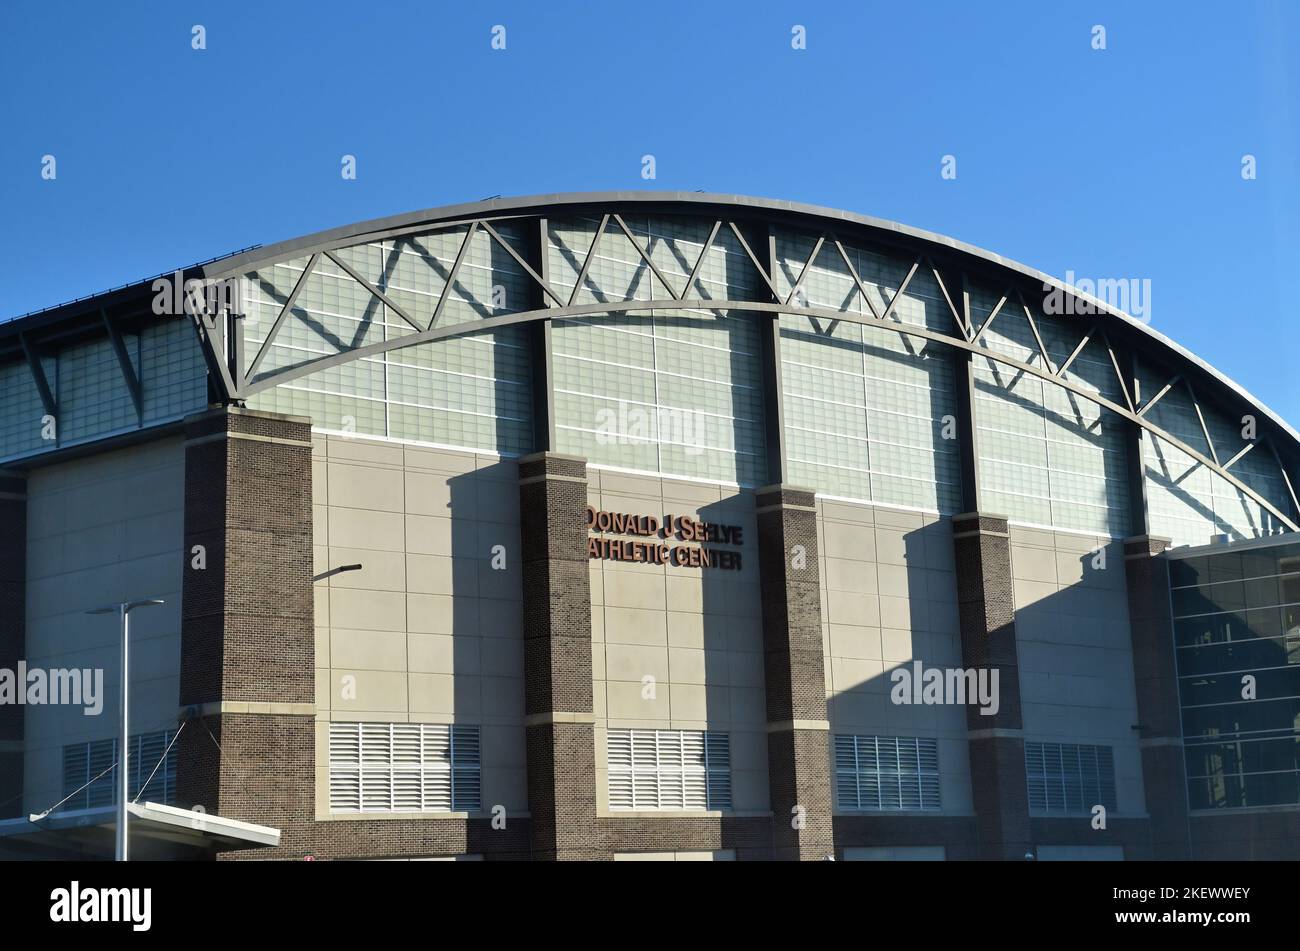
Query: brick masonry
xmin=518 ymin=452 xmax=601 ymax=860
xmin=755 ymin=484 xmax=834 ymax=860
xmin=0 ymin=470 xmax=26 ymax=819
xmin=154 ymin=412 xmax=1273 ymax=861
xmin=1122 ymin=534 xmax=1191 ymax=859
xmin=176 ymin=408 xmax=532 ymax=860
xmin=952 ymin=512 xmax=1032 ymax=860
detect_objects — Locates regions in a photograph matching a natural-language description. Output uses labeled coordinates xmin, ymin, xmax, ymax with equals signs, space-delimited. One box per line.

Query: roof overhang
xmin=0 ymin=802 xmax=280 ymax=860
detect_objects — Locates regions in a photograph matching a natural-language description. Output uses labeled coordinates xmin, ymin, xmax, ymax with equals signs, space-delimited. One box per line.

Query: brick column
xmin=952 ymin=512 xmax=1032 ymax=860
xmin=176 ymin=408 xmax=316 ymax=857
xmin=1123 ymin=534 xmax=1190 ymax=859
xmin=755 ymin=485 xmax=833 ymax=861
xmin=0 ymin=470 xmax=26 ymax=819
xmin=518 ymin=452 xmax=599 ymax=861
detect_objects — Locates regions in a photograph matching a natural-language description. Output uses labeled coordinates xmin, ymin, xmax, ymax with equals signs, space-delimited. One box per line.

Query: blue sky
xmin=1 ymin=1 xmax=1296 ymax=420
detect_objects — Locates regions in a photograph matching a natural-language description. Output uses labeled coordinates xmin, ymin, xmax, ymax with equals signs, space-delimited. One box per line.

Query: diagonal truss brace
xmin=100 ymin=308 xmax=142 ymax=419
xmin=19 ymin=331 xmax=56 ymax=418
xmin=208 ymin=211 xmax=1300 ymax=534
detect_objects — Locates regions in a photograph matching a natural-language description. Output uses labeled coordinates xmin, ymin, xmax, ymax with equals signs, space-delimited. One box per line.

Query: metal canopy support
xmin=100 ymin=308 xmax=142 ymax=421
xmin=18 ymin=331 xmax=56 ymax=419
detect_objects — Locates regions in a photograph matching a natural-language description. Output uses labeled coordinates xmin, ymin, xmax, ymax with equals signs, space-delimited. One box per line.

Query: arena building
xmin=0 ymin=192 xmax=1297 ymax=860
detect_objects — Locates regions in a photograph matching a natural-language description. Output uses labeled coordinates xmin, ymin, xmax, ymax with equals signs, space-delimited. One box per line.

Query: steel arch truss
xmin=202 ymin=208 xmax=1300 ymax=534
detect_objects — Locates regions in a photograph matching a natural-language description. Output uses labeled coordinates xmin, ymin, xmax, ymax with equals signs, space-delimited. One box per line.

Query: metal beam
xmin=18 ymin=331 xmax=56 ymax=418
xmin=1266 ymin=440 xmax=1300 ymax=522
xmin=611 ymin=214 xmax=681 ymax=301
xmin=479 ymin=220 xmax=565 ymax=307
xmin=1221 ymin=442 xmax=1255 ymax=472
xmin=100 ymin=308 xmax=142 ymax=420
xmin=783 ymin=235 xmax=825 ymax=308
xmin=1017 ymin=291 xmax=1055 ymax=374
xmin=246 ymin=253 xmax=319 ymax=383
xmin=879 ymin=260 xmax=921 ymax=323
xmin=1102 ymin=331 xmax=1135 ymax=413
xmin=428 ymin=222 xmax=478 ymax=330
xmin=970 ymin=292 xmax=1007 ymax=345
xmin=1137 ymin=375 xmax=1180 ymax=418
xmin=527 ymin=216 xmax=556 ymax=453
xmin=1120 ymin=347 xmax=1151 ymax=537
xmin=1186 ymin=379 xmax=1220 ymax=465
xmin=324 ymin=249 xmax=421 ymax=332
xmin=760 ymin=227 xmax=787 ymax=484
xmin=567 ymin=214 xmax=609 ymax=307
xmin=948 ymin=273 xmax=981 ymax=513
xmin=1055 ymin=326 xmax=1094 ymax=379
xmin=927 ymin=259 xmax=968 ymax=339
xmin=835 ymin=240 xmax=883 ymax=321
xmin=681 ymin=220 xmax=722 ymax=300
xmin=726 ymin=221 xmax=783 ymax=302
xmin=230 ymin=291 xmax=1290 ymax=532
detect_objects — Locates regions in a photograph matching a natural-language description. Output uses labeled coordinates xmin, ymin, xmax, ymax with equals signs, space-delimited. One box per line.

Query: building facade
xmin=0 ymin=193 xmax=1297 ymax=860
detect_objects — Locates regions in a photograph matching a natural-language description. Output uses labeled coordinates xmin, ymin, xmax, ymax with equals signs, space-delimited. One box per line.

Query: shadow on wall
xmin=824 ymin=521 xmax=1150 ymax=858
xmin=446 ymin=459 xmax=525 ymax=819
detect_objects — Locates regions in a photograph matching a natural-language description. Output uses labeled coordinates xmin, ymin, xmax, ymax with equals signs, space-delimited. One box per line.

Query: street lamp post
xmin=87 ymin=598 xmax=165 ymax=862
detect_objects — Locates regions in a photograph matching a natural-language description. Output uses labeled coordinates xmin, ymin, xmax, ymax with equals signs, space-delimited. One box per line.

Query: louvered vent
xmin=834 ymin=734 xmax=941 ymax=811
xmin=61 ymin=730 xmax=178 ymax=811
xmin=329 ymin=722 xmax=482 ymax=813
xmin=607 ymin=729 xmax=731 ymax=810
xmin=1024 ymin=742 xmax=1117 ymax=813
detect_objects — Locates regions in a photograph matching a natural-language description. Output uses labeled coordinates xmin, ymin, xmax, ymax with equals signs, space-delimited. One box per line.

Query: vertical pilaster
xmin=0 ymin=470 xmax=27 ymax=818
xmin=176 ymin=408 xmax=315 ymax=856
xmin=518 ymin=452 xmax=599 ymax=860
xmin=760 ymin=227 xmax=788 ymax=486
xmin=1123 ymin=534 xmax=1190 ymax=859
xmin=1121 ymin=349 xmax=1151 ymax=538
xmin=952 ymin=512 xmax=1032 ymax=860
xmin=527 ymin=216 xmax=556 ymax=454
xmin=755 ymin=484 xmax=833 ymax=860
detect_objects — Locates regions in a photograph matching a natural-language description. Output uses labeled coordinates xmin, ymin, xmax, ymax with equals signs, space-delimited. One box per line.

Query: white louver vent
xmin=607 ymin=729 xmax=731 ymax=810
xmin=329 ymin=722 xmax=481 ymax=813
xmin=834 ymin=734 xmax=941 ymax=811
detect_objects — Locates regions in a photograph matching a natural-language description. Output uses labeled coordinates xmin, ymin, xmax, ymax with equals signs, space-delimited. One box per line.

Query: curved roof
xmin=0 ymin=191 xmax=1293 ymax=531
xmin=202 ymin=191 xmax=1300 ymax=447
